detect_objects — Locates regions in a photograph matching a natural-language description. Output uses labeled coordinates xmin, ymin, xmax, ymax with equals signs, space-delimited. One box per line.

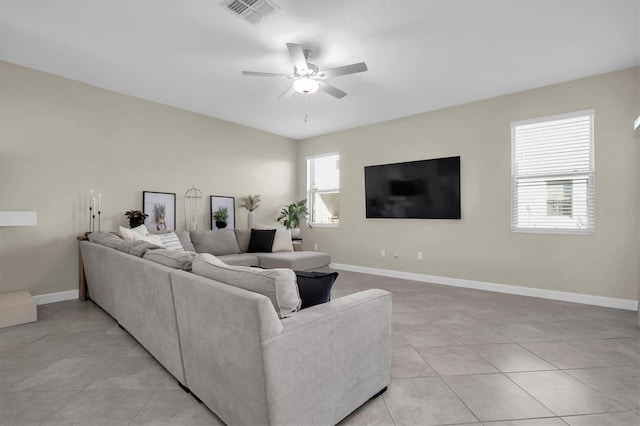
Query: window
xmin=307 ymin=153 xmax=340 ymax=226
xmin=511 ymin=110 xmax=594 ymax=234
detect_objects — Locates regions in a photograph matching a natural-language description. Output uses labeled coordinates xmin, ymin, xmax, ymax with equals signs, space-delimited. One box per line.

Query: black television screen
xmin=365 ymin=156 xmax=461 ymax=219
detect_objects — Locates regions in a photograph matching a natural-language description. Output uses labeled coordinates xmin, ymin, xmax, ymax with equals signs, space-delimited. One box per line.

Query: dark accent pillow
xmin=247 ymin=229 xmax=276 ymax=253
xmin=295 ymin=271 xmax=339 ymax=309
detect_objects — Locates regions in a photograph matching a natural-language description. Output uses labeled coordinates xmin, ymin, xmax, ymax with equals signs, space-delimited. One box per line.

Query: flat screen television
xmin=364 ymin=156 xmax=461 ymax=219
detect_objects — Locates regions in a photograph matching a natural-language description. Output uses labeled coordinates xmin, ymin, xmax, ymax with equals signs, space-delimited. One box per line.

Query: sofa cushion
xmin=192 ymin=253 xmax=301 ymax=318
xmin=234 ymin=229 xmax=251 ymax=253
xmin=295 ymin=271 xmax=339 ymax=309
xmin=255 ymin=251 xmax=331 ymax=271
xmin=87 ymin=231 xmax=162 ymax=256
xmin=88 ymin=231 xmax=127 ymax=250
xmin=144 ymin=249 xmax=196 ymax=271
xmin=218 ymin=253 xmax=260 ymax=267
xmin=126 ymin=240 xmax=162 ymax=257
xmin=112 ymin=239 xmax=161 ymax=257
xmin=247 ymin=229 xmax=276 ymax=253
xmin=190 ymin=230 xmax=241 ymax=255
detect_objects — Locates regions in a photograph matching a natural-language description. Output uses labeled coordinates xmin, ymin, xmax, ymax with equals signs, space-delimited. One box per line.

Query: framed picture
xmin=210 ymin=196 xmax=235 ymax=230
xmin=143 ymin=191 xmax=176 ymax=233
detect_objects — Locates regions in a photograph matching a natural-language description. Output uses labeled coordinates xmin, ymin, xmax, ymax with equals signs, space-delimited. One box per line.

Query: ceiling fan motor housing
xmin=296 ymin=62 xmax=319 ymax=77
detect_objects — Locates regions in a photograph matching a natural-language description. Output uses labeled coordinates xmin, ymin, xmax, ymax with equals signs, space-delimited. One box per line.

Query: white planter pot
xmin=290 ymin=228 xmax=301 ymax=239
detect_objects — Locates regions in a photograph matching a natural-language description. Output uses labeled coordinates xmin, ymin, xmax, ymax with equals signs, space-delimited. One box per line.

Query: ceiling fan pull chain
xmin=304 ymin=94 xmax=309 ymax=123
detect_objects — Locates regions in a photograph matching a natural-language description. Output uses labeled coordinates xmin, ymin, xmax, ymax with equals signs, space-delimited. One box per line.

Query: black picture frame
xmin=143 ymin=191 xmax=176 ymax=233
xmin=210 ymin=195 xmax=235 ymax=230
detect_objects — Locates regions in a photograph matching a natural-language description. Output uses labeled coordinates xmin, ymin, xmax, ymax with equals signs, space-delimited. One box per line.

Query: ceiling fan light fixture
xmin=293 ymin=77 xmax=319 ymax=94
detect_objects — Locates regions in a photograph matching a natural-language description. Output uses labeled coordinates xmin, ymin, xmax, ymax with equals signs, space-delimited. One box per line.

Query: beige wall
xmin=2 ymin=61 xmax=637 ymax=301
xmin=298 ymin=67 xmax=640 ymax=301
xmin=0 ymin=61 xmax=297 ymax=296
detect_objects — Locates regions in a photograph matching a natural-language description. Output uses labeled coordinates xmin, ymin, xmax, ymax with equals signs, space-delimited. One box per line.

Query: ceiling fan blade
xmin=319 ymin=81 xmax=347 ymax=99
xmin=286 ymin=43 xmax=309 ymax=72
xmin=318 ymin=62 xmax=368 ymax=79
xmin=278 ymin=85 xmax=296 ymax=100
xmin=242 ymin=71 xmax=291 ymax=78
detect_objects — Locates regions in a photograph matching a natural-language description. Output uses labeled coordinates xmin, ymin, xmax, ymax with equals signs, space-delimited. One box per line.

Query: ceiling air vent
xmin=221 ymin=0 xmax=280 ymax=24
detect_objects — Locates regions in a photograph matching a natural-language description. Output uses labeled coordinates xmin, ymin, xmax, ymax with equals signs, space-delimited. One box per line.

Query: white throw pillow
xmin=139 ymin=234 xmax=164 ymax=246
xmin=133 ymin=224 xmax=149 ymax=236
xmin=118 ymin=224 xmax=149 ymax=241
xmin=254 ymin=224 xmax=293 ymax=252
xmin=272 ymin=230 xmax=294 ymax=252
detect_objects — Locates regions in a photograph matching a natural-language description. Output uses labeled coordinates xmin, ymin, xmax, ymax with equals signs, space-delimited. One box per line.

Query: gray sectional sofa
xmin=80 ymin=230 xmax=392 ymax=426
xmin=180 ymin=228 xmax=331 ymax=270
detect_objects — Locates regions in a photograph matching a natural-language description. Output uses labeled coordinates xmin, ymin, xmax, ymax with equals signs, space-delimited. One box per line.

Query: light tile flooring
xmin=0 ymin=269 xmax=638 ymax=425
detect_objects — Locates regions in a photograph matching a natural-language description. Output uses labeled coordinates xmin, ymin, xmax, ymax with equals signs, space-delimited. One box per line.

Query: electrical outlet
xmin=381 ymin=249 xmax=386 ymax=257
xmin=417 ymin=251 xmax=423 ymax=260
xmin=314 ymin=244 xmax=318 ymax=250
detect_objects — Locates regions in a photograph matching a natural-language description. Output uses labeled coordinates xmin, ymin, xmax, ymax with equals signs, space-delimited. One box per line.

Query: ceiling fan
xmin=242 ymin=43 xmax=368 ymax=99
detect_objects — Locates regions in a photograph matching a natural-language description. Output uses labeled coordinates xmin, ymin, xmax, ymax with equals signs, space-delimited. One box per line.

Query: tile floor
xmin=0 ymin=269 xmax=638 ymax=425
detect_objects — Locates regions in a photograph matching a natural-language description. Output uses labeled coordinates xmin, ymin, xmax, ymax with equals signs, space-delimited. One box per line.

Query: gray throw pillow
xmin=192 ymin=253 xmax=301 ymax=318
xmin=87 ymin=231 xmax=128 ymax=250
xmin=127 ymin=240 xmax=162 ymax=257
xmin=190 ymin=230 xmax=241 ymax=255
xmin=144 ymin=249 xmax=196 ymax=271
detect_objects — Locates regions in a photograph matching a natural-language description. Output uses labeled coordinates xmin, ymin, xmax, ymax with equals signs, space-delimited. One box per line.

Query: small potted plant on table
xmin=277 ymin=199 xmax=311 ymax=238
xmin=124 ymin=210 xmax=148 ymax=228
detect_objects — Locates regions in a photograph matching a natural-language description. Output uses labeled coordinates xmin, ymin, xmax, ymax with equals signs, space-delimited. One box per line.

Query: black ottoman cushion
xmin=295 ymin=271 xmax=339 ymax=309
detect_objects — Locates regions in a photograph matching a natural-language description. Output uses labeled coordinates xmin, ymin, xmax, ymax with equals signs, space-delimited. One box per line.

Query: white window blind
xmin=511 ymin=110 xmax=594 ymax=234
xmin=307 ymin=153 xmax=340 ymax=226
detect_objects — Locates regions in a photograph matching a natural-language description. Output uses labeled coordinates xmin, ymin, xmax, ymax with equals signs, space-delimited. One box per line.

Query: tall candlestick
xmin=98 ymin=194 xmax=102 ymax=211
xmin=88 ymin=190 xmax=94 ymax=234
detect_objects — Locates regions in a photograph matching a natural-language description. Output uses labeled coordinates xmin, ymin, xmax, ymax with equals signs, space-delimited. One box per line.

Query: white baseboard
xmin=330 ymin=263 xmax=639 ymax=311
xmin=33 ymin=290 xmax=79 ymax=305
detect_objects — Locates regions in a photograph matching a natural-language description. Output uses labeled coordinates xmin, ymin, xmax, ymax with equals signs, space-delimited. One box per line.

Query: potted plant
xmin=124 ymin=210 xmax=148 ymax=228
xmin=277 ymin=199 xmax=311 ymax=238
xmin=213 ymin=206 xmax=229 ymax=229
xmin=240 ymin=194 xmax=261 ymax=229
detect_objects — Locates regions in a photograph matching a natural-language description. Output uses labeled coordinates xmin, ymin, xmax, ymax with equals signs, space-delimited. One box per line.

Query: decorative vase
xmin=215 ymin=221 xmax=227 ymax=229
xmin=290 ymin=228 xmax=301 ymax=239
xmin=247 ymin=211 xmax=255 ymax=229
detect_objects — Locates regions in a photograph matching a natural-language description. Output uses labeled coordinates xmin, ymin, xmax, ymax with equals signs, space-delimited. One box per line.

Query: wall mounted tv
xmin=364 ymin=156 xmax=461 ymax=219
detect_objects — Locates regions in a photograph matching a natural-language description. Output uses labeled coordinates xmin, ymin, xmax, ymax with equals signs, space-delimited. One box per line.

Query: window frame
xmin=511 ymin=109 xmax=595 ymax=235
xmin=307 ymin=152 xmax=340 ymax=228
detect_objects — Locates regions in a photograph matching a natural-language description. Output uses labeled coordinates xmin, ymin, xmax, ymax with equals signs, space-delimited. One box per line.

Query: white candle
xmin=90 ymin=189 xmax=94 ymax=210
xmin=92 ymin=197 xmax=96 ymax=211
xmin=98 ymin=194 xmax=102 ymax=211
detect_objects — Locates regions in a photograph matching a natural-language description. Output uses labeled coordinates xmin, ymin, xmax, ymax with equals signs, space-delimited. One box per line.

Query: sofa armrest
xmin=261 ymin=289 xmax=392 ymax=425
